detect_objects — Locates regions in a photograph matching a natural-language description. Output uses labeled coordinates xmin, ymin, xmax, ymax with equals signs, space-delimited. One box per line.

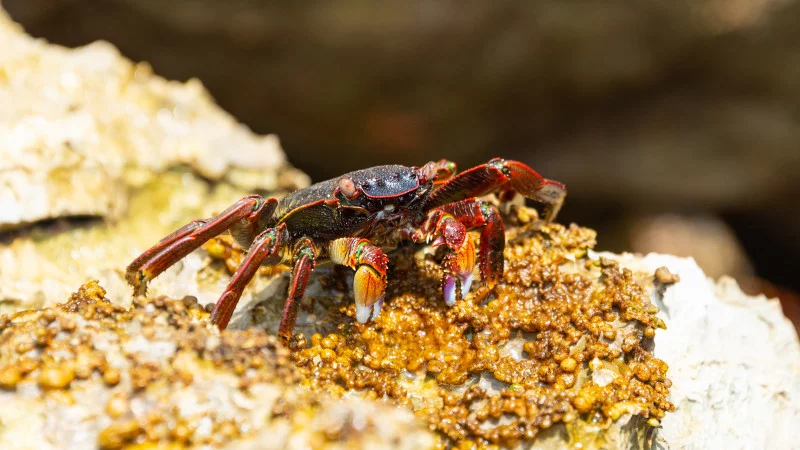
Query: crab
xmin=126 ymin=158 xmax=566 ymax=341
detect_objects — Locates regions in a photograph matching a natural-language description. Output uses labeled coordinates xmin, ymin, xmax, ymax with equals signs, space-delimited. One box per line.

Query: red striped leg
xmin=423 ymin=158 xmax=566 ymax=221
xmin=126 ymin=195 xmax=278 ymax=295
xmin=277 ymin=239 xmax=319 ymax=342
xmin=210 ymin=223 xmax=288 ymax=330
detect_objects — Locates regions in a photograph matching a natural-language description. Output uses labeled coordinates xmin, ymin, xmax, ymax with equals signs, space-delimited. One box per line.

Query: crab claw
xmin=354 ymin=265 xmax=387 ymax=323
xmin=442 ymin=234 xmax=476 ymax=306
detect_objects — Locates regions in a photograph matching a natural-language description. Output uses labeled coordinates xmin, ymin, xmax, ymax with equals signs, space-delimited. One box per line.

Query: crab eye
xmin=421 ymin=162 xmax=438 ymax=182
xmin=338 ymin=177 xmax=357 ymax=199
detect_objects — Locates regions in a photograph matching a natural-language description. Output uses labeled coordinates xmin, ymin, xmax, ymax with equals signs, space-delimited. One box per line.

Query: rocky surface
xmin=0 ymin=4 xmax=294 ymax=230
xmin=0 ymin=282 xmax=435 ymax=450
xmin=0 ymin=5 xmax=798 ymax=449
xmin=0 ymin=5 xmax=307 ymax=312
xmin=608 ymin=253 xmax=800 ymax=450
xmin=1 ymin=214 xmax=798 ymax=449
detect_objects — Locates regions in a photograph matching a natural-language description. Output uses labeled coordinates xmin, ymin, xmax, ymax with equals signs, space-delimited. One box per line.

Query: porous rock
xmin=0 ymin=6 xmax=308 ymax=312
xmin=0 ymin=282 xmax=435 ymax=449
xmin=1 ymin=4 xmax=798 ymax=449
xmin=0 ymin=5 xmax=290 ymax=230
xmin=606 ymin=253 xmax=800 ymax=450
xmin=2 ymin=220 xmax=797 ymax=449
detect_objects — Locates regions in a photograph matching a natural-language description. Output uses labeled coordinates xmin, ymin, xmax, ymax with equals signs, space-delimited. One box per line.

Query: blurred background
xmin=5 ymin=0 xmax=798 ymax=327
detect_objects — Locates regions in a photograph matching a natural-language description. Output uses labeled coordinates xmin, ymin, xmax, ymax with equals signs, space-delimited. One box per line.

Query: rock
xmin=0 ymin=282 xmax=435 ymax=449
xmin=2 ymin=219 xmax=797 ymax=448
xmin=606 ymin=252 xmax=800 ymax=449
xmin=0 ymin=4 xmax=797 ymax=449
xmin=0 ymin=6 xmax=308 ymax=312
xmin=209 ymin=220 xmax=678 ymax=448
xmin=0 ymin=4 xmax=298 ymax=231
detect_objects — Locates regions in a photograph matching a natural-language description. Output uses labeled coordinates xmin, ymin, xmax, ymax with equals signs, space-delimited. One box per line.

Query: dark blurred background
xmin=5 ymin=0 xmax=798 ymax=326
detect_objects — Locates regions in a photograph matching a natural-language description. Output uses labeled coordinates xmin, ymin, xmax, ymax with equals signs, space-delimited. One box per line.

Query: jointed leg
xmin=126 ymin=195 xmax=278 ymax=295
xmin=210 ymin=223 xmax=289 ymax=330
xmin=423 ymin=158 xmax=566 ymax=221
xmin=278 ymin=239 xmax=319 ymax=342
xmin=328 ymin=238 xmax=389 ymax=323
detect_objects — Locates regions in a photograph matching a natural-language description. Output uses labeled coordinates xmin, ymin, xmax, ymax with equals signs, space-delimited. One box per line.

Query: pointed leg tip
xmin=132 ymin=284 xmax=147 ymax=298
xmin=460 ymin=273 xmax=474 ymax=298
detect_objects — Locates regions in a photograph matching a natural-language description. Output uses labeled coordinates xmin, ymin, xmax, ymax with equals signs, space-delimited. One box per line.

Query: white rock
xmin=0 ymin=6 xmax=308 ymax=312
xmin=605 ymin=252 xmax=800 ymax=450
xmin=0 ymin=7 xmax=291 ymax=230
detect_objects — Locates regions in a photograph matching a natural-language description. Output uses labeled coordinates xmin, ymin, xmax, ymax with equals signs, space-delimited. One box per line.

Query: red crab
xmin=126 ymin=158 xmax=566 ymax=341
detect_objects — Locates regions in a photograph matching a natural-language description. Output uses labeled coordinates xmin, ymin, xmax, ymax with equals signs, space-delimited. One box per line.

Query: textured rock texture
xmin=1 ymin=226 xmax=797 ymax=449
xmin=608 ymin=253 xmax=800 ymax=450
xmin=0 ymin=5 xmax=798 ymax=449
xmin=0 ymin=6 xmax=307 ymax=312
xmin=0 ymin=5 xmax=292 ymax=230
xmin=0 ymin=283 xmax=435 ymax=449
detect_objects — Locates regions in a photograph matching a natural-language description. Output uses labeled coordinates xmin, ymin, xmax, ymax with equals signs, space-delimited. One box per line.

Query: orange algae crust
xmin=0 ymin=282 xmax=435 ymax=449
xmin=0 ymin=210 xmax=675 ymax=448
xmin=263 ymin=215 xmax=676 ymax=448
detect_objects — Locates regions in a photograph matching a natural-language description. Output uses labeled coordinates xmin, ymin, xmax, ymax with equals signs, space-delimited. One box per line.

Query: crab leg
xmin=277 ymin=239 xmax=319 ymax=342
xmin=423 ymin=158 xmax=566 ymax=221
xmin=209 ymin=223 xmax=288 ymax=330
xmin=126 ymin=195 xmax=278 ymax=296
xmin=435 ymin=199 xmax=505 ymax=287
xmin=328 ymin=238 xmax=389 ymax=324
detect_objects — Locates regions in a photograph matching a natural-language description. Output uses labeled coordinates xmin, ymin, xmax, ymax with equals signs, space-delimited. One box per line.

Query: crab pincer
xmin=328 ymin=238 xmax=388 ymax=323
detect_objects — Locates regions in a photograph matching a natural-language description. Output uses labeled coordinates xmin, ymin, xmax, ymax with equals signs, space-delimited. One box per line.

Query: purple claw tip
xmin=371 ymin=296 xmax=385 ymax=321
xmin=443 ymin=275 xmax=457 ymax=307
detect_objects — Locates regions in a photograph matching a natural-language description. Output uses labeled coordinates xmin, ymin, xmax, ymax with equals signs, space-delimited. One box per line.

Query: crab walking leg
xmin=435 ymin=199 xmax=505 ymax=287
xmin=423 ymin=158 xmax=566 ymax=221
xmin=417 ymin=210 xmax=476 ymax=306
xmin=210 ymin=224 xmax=289 ymax=330
xmin=328 ymin=238 xmax=389 ymax=323
xmin=278 ymin=239 xmax=318 ymax=342
xmin=126 ymin=195 xmax=278 ymax=295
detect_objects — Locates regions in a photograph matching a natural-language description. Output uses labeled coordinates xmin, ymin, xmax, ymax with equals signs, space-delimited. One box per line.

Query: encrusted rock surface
xmin=212 ymin=215 xmax=677 ymax=449
xmin=1 ymin=5 xmax=798 ymax=449
xmin=2 ymin=214 xmax=798 ymax=449
xmin=0 ymin=282 xmax=435 ymax=449
xmin=607 ymin=253 xmax=800 ymax=450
